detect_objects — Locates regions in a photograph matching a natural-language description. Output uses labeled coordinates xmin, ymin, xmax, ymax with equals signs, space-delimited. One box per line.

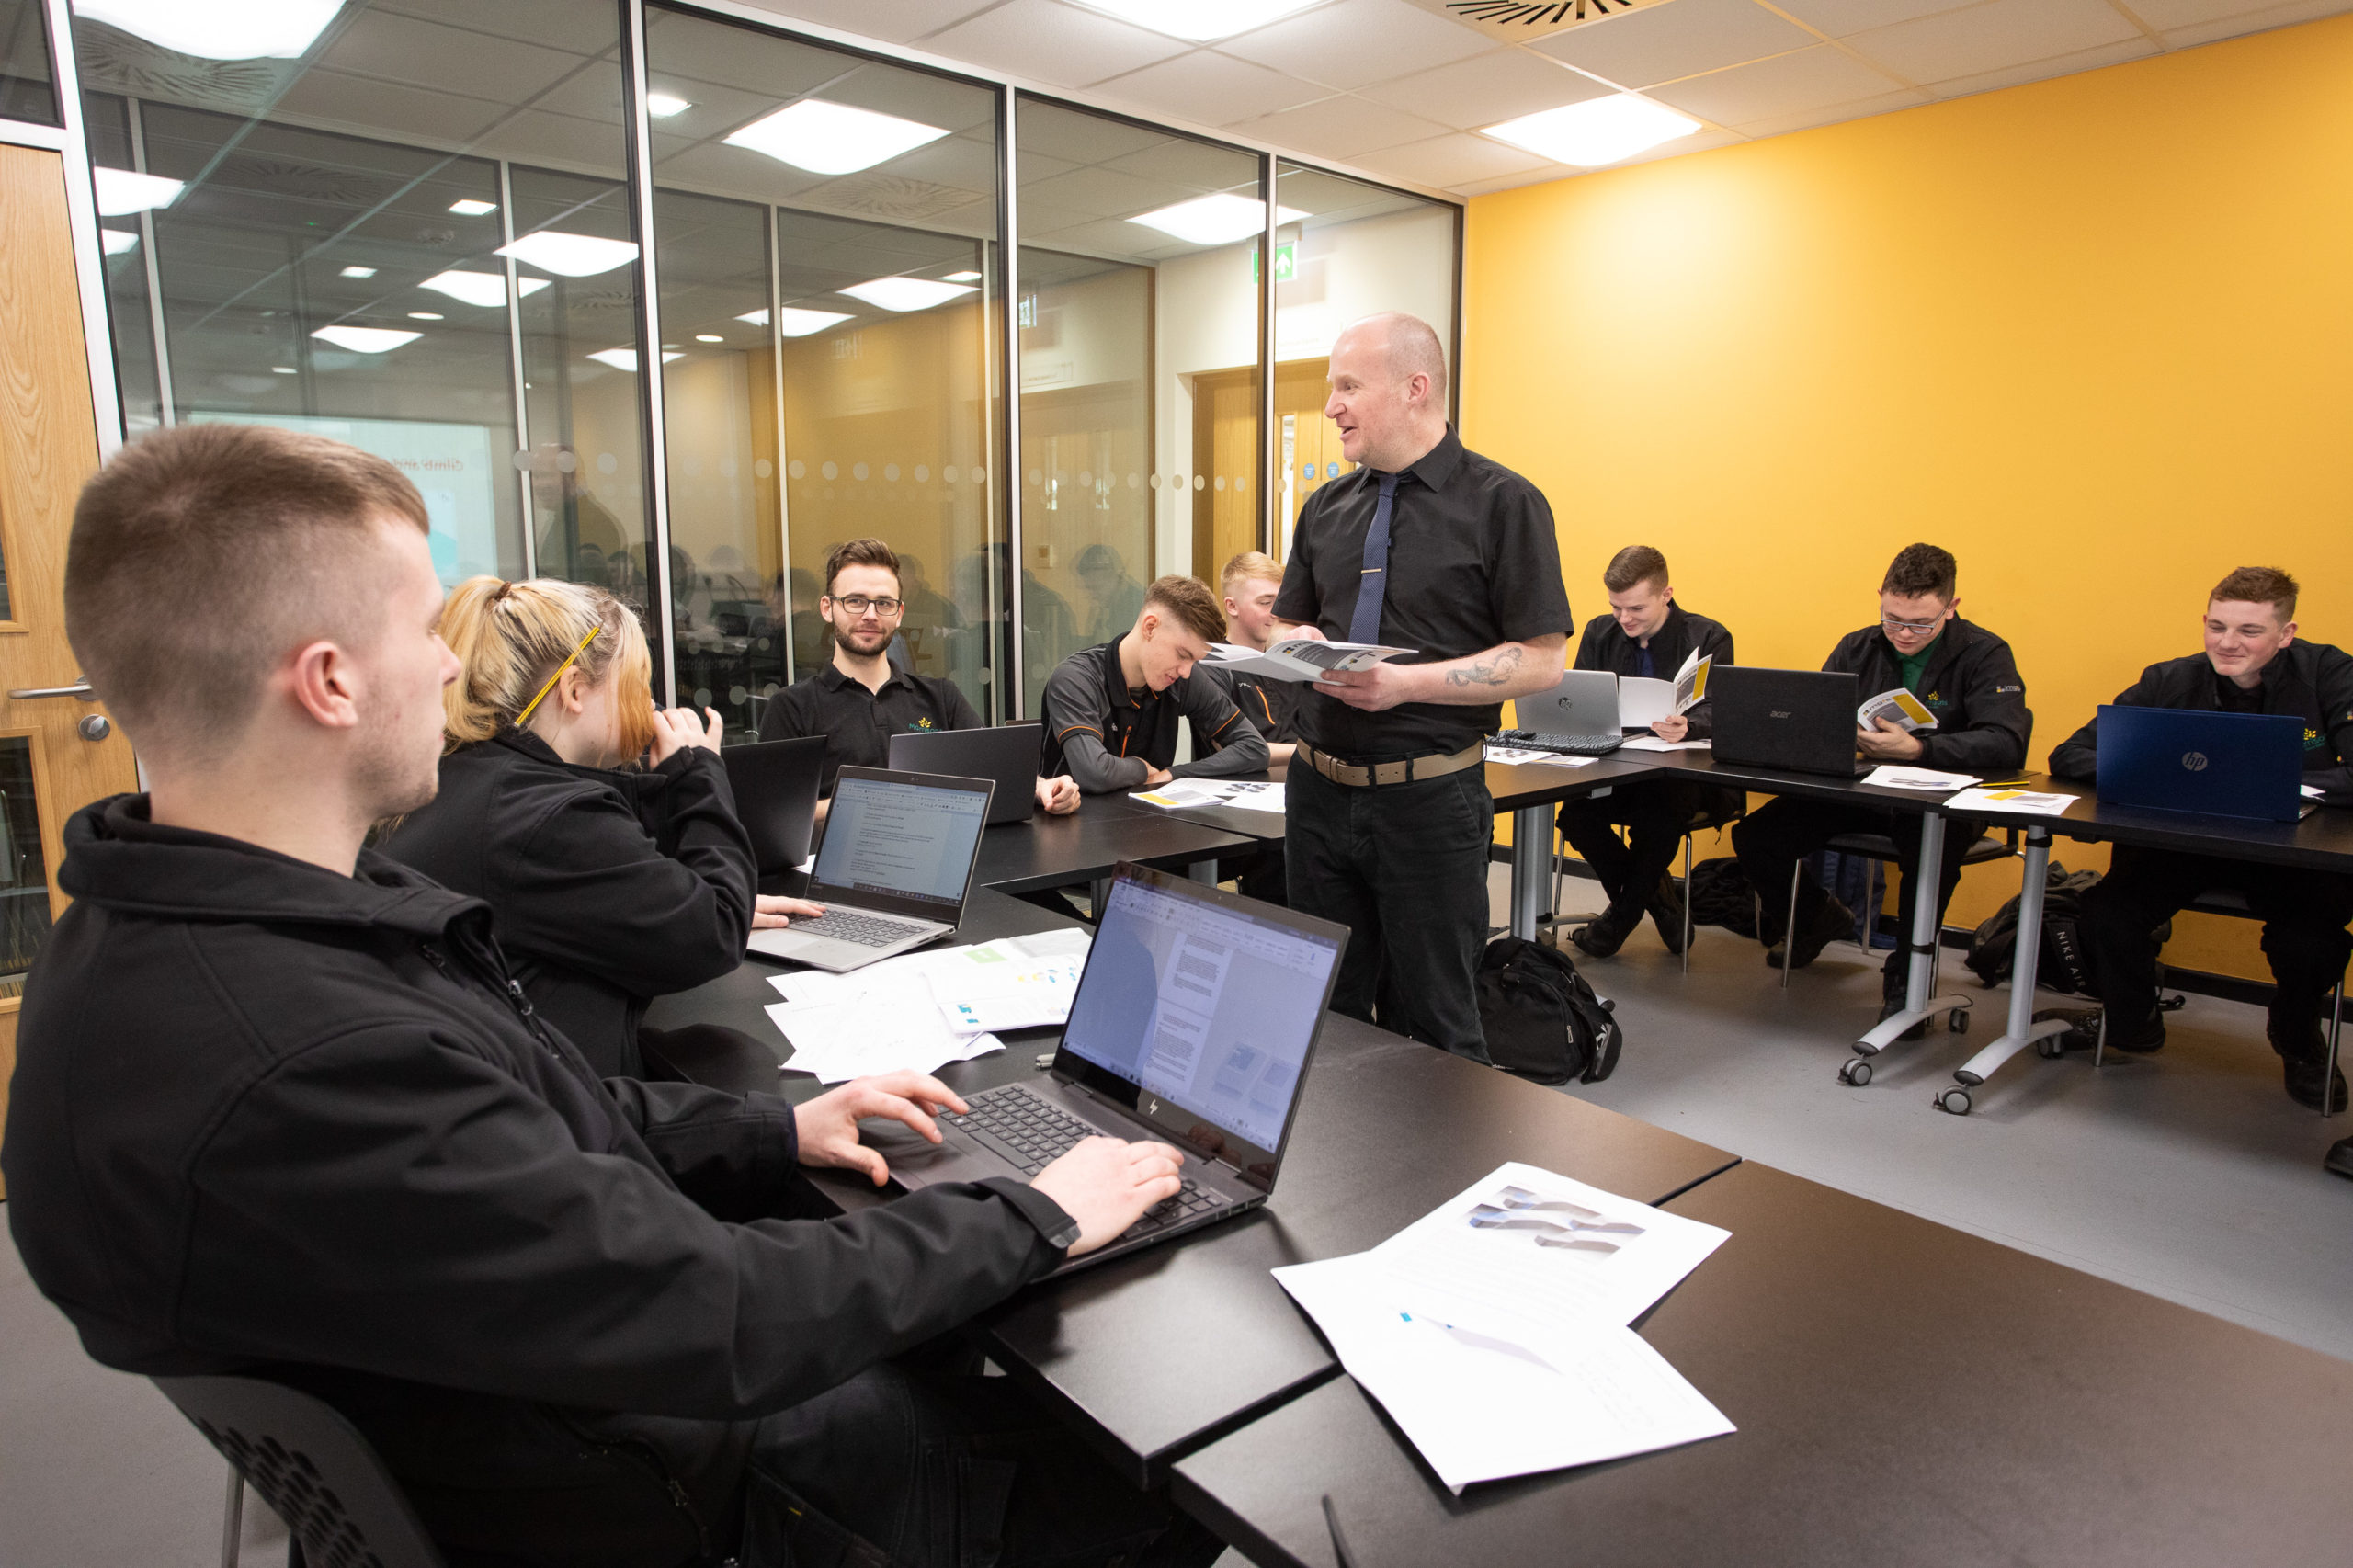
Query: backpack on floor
xmin=1476 ymin=937 xmax=1622 ymax=1087
xmin=1964 ymin=864 xmax=2130 ymax=996
xmin=1685 ymin=856 xmax=1759 ymax=938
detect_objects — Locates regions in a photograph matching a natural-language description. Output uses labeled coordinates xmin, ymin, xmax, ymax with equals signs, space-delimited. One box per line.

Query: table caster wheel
xmin=2037 ymin=1036 xmax=2064 ymax=1059
xmin=1948 ymin=1010 xmax=1969 ymax=1034
xmin=1935 ymin=1087 xmax=1972 ymax=1116
xmin=1839 ymin=1059 xmax=1873 ymax=1087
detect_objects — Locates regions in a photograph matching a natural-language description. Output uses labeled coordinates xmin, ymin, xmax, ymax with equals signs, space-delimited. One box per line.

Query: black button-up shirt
xmin=756 ymin=661 xmax=981 ymax=793
xmin=1275 ymin=425 xmax=1572 ymax=758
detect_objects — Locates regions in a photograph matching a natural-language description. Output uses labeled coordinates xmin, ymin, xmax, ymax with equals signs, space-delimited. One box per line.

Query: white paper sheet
xmin=1862 ymin=765 xmax=1981 ymax=791
xmin=765 ymin=990 xmax=1003 ymax=1083
xmin=1941 ymin=785 xmax=2078 ymax=816
xmin=1130 ymin=778 xmax=1284 ymax=813
xmin=1616 ymin=736 xmax=1711 ymax=753
xmin=1618 ymin=676 xmax=1676 ymax=729
xmin=1484 ymin=745 xmax=1597 ymax=768
xmin=761 ymin=931 xmax=1086 ymax=1080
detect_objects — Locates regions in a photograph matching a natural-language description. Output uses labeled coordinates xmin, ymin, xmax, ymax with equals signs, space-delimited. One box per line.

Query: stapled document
xmin=1619 ymin=648 xmax=1714 ymax=730
xmin=1131 ymin=778 xmax=1284 ymax=812
xmin=1201 ymin=639 xmax=1415 ymax=682
xmin=1859 ymin=687 xmax=1938 ymax=733
xmin=1484 ymin=745 xmax=1597 ymax=767
xmin=1863 ymin=765 xmax=1981 ymax=791
xmin=1942 ymin=785 xmax=2077 ymax=816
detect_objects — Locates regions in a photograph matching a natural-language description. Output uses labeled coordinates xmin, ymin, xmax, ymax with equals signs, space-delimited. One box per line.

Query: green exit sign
xmin=1251 ymin=243 xmax=1296 ymax=284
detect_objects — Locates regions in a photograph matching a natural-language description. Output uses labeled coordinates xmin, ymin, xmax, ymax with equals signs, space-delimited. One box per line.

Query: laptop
xmin=881 ymin=861 xmax=1348 ymax=1275
xmin=888 ymin=722 xmax=1044 ymax=825
xmin=1710 ymin=666 xmax=1869 ymax=778
xmin=2096 ymin=706 xmax=2307 ymax=823
xmin=747 ymin=766 xmax=993 ymax=971
xmin=721 ymin=734 xmax=826 ymax=875
xmin=1496 ymin=668 xmax=1624 ymax=757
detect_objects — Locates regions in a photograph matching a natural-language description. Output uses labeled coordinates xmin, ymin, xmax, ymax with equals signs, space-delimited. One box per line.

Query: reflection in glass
xmin=0 ymin=737 xmax=53 ymax=997
xmin=1015 ymin=97 xmax=1262 ymax=715
xmin=646 ymin=4 xmax=1004 ymax=731
xmin=1272 ymin=164 xmax=1458 ymax=562
xmin=0 ymin=0 xmax=58 ymax=127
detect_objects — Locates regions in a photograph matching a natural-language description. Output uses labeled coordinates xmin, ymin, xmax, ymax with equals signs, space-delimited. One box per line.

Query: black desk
xmin=971 ymin=793 xmax=1255 ymax=894
xmin=1173 ymin=1160 xmax=2353 ymax=1568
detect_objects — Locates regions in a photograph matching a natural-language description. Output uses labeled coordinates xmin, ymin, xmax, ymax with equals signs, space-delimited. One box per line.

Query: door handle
xmin=7 ymin=679 xmax=97 ymax=700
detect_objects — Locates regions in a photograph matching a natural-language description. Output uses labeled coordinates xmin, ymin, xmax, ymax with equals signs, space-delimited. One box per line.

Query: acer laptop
xmin=888 ymin=722 xmax=1044 ymax=825
xmin=721 ymin=734 xmax=826 ymax=875
xmin=2097 ymin=706 xmax=2306 ymax=823
xmin=747 ymin=767 xmax=992 ymax=971
xmin=1710 ymin=667 xmax=1869 ymax=778
xmin=881 ymin=861 xmax=1347 ymax=1275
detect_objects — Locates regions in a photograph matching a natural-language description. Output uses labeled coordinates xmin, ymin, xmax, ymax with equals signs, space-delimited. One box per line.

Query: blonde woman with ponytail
xmin=381 ymin=577 xmax=819 ymax=1078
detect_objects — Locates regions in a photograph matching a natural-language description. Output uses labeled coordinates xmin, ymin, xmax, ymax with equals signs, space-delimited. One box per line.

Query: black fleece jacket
xmin=2048 ymin=641 xmax=2353 ymax=803
xmin=2 ymin=798 xmax=1073 ymax=1568
xmin=379 ymin=731 xmax=756 ymax=1078
xmin=1823 ymin=617 xmax=2032 ymax=775
xmin=1574 ymin=603 xmax=1734 ymax=738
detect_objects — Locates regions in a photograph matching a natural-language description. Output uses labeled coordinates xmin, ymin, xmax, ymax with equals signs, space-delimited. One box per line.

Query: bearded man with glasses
xmin=1732 ymin=543 xmax=2032 ymax=1027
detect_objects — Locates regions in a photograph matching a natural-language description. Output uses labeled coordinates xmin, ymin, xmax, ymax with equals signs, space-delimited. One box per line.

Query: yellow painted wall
xmin=1464 ymin=16 xmax=2353 ymax=983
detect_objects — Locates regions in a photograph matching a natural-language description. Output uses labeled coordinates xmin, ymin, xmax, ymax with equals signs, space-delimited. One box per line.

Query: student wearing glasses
xmin=758 ymin=537 xmax=1080 ymax=819
xmin=1731 ymin=543 xmax=2030 ymax=1028
xmin=381 ymin=577 xmax=820 ymax=1079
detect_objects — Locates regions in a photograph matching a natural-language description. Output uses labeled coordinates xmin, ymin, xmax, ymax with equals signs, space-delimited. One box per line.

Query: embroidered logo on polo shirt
xmin=910 ymin=717 xmax=936 ymax=731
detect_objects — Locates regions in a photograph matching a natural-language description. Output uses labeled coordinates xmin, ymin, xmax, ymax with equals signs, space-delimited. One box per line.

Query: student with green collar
xmin=1732 ymin=544 xmax=2032 ymax=1023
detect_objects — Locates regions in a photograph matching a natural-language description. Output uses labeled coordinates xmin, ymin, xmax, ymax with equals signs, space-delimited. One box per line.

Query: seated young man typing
xmin=1732 ymin=543 xmax=2030 ymax=1027
xmin=1040 ymin=574 xmax=1268 ymax=793
xmin=759 ymin=536 xmax=1080 ymax=819
xmin=2048 ymin=566 xmax=2353 ymax=1128
xmin=2 ymin=426 xmax=1215 ymax=1568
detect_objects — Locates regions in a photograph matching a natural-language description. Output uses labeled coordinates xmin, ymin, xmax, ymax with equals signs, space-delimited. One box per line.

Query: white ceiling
xmin=733 ymin=0 xmax=2353 ymax=198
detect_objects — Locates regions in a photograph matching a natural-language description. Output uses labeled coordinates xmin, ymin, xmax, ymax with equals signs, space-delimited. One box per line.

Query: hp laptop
xmin=721 ymin=734 xmax=826 ymax=875
xmin=1710 ymin=667 xmax=1869 ymax=778
xmin=1496 ymin=669 xmax=1624 ymax=757
xmin=2097 ymin=706 xmax=2307 ymax=823
xmin=881 ymin=861 xmax=1347 ymax=1274
xmin=888 ymin=722 xmax=1044 ymax=825
xmin=747 ymin=767 xmax=992 ymax=971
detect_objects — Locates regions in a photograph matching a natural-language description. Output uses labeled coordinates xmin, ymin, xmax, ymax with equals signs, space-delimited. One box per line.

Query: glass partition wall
xmin=52 ymin=0 xmax=1458 ymax=728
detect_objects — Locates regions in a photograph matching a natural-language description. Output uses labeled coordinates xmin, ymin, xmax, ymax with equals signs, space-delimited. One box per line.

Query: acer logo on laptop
xmin=1769 ymin=709 xmax=1792 ymax=719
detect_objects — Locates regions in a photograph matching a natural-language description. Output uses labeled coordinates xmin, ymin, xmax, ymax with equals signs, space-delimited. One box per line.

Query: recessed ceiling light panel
xmin=1483 ymin=95 xmax=1699 ymax=168
xmin=1067 ymin=0 xmax=1322 ymax=40
xmin=737 ymin=306 xmax=856 ymax=336
xmin=1129 ymin=193 xmax=1307 ymax=246
xmin=496 ymin=231 xmax=640 ymax=278
xmin=338 ymin=264 xmax=376 ymax=278
xmin=586 ymin=347 xmax=685 ymax=372
xmin=311 ymin=325 xmax=421 ymax=354
xmin=100 ymin=229 xmax=140 ymax=256
xmin=76 ymin=0 xmax=343 ymax=60
xmin=92 ymin=167 xmax=184 ymax=217
xmin=942 ymin=270 xmax=982 ymax=282
xmin=837 ymin=277 xmax=977 ymax=312
xmin=722 ymin=99 xmax=949 ymax=176
xmin=645 ymin=92 xmax=692 ymax=118
xmin=447 ymin=199 xmax=497 ymax=217
xmin=418 ymin=269 xmax=551 ymax=308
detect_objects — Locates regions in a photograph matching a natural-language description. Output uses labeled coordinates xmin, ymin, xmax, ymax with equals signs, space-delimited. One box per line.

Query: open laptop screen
xmin=1062 ymin=873 xmax=1342 ymax=1156
xmin=812 ymin=773 xmax=990 ymax=914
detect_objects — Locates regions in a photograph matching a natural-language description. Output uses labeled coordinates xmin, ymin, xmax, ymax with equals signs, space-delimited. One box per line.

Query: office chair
xmin=153 ymin=1374 xmax=449 ymax=1568
xmin=2090 ymin=888 xmax=2347 ymax=1119
xmin=1779 ymin=826 xmax=2021 ymax=992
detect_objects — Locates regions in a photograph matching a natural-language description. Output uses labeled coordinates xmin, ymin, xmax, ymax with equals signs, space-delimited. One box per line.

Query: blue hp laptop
xmin=2095 ymin=706 xmax=2306 ymax=823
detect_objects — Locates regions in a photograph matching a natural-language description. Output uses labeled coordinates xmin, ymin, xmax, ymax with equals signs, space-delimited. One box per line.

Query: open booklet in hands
xmin=1618 ymin=648 xmax=1713 ymax=730
xmin=1858 ymin=687 xmax=1938 ymax=733
xmin=1202 ymin=638 xmax=1416 ymax=682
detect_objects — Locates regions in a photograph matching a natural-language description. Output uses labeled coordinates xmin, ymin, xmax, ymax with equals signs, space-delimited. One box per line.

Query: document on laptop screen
xmin=1062 ymin=881 xmax=1337 ymax=1151
xmin=816 ymin=778 xmax=987 ymax=906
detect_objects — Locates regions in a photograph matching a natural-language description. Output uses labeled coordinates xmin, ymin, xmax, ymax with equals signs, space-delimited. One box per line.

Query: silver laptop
xmin=876 ymin=861 xmax=1348 ymax=1274
xmin=1518 ymin=668 xmax=1621 ymax=737
xmin=747 ymin=766 xmax=992 ymax=972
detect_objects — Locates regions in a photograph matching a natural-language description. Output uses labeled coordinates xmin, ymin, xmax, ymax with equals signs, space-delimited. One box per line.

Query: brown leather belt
xmin=1295 ymin=740 xmax=1483 ymax=789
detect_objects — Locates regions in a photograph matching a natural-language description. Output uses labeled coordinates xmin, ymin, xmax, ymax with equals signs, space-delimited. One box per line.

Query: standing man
xmin=1558 ymin=546 xmax=1741 ymax=957
xmin=1276 ymin=312 xmax=1571 ymax=1061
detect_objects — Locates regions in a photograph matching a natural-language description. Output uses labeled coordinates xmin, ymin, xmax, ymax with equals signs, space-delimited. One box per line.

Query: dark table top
xmin=1143 ymin=756 xmax=1671 ymax=842
xmin=1173 ymin=1159 xmax=2353 ymax=1568
xmin=967 ymin=792 xmax=1258 ymax=892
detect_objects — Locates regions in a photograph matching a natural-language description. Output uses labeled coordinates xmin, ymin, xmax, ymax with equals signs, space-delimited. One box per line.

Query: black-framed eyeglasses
xmin=831 ymin=594 xmax=904 ymax=616
xmin=1881 ymin=614 xmax=1943 ymax=635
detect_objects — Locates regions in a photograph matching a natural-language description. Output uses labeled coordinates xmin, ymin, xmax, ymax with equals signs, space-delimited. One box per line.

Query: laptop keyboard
xmin=1494 ymin=727 xmax=1625 ymax=757
xmin=790 ymin=909 xmax=928 ymax=948
xmin=945 ymin=1084 xmax=1222 ymax=1240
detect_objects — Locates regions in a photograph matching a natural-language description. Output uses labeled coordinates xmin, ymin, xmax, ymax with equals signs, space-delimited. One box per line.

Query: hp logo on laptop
xmin=2181 ymin=751 xmax=2209 ymax=772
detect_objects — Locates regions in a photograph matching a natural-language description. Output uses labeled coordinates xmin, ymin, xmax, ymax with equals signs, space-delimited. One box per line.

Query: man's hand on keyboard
xmin=1030 ymin=1137 xmax=1187 ymax=1256
xmin=753 ymin=895 xmax=824 ymax=930
xmin=793 ymin=1071 xmax=969 ymax=1186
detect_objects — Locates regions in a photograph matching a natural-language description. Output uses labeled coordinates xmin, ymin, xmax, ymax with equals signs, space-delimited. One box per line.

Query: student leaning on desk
xmin=2047 ymin=566 xmax=2353 ymax=1137
xmin=1732 ymin=543 xmax=2030 ymax=1028
xmin=378 ymin=576 xmax=822 ymax=1080
xmin=1039 ymin=573 xmax=1269 ymax=793
xmin=2 ymin=423 xmax=1217 ymax=1568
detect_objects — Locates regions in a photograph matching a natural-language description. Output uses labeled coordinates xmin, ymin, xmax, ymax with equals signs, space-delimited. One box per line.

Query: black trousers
xmin=1556 ymin=780 xmax=1735 ymax=916
xmin=1732 ymin=798 xmax=1982 ymax=985
xmin=1286 ymin=760 xmax=1493 ymax=1062
xmin=740 ymin=1358 xmax=1222 ymax=1568
xmin=2077 ymin=845 xmax=2353 ymax=1047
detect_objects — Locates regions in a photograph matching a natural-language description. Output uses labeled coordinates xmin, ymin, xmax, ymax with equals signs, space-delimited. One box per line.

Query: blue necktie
xmin=1347 ymin=473 xmax=1400 ymax=646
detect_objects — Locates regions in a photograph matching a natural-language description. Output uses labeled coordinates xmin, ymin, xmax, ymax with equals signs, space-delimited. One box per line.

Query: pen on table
xmin=1322 ymin=1493 xmax=1359 ymax=1568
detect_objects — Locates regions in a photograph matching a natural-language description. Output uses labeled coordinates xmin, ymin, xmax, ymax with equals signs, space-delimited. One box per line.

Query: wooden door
xmin=1188 ymin=366 xmax=1260 ymax=584
xmin=0 ymin=143 xmax=142 ymax=1191
xmin=1274 ymin=358 xmax=1336 ymax=562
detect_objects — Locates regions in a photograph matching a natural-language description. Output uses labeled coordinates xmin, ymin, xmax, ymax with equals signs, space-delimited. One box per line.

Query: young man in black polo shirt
xmin=2048 ymin=567 xmax=2353 ymax=1129
xmin=1038 ymin=574 xmax=1267 ymax=792
xmin=1275 ymin=312 xmax=1570 ymax=1061
xmin=759 ymin=537 xmax=1079 ymax=818
xmin=1732 ymin=543 xmax=2030 ymax=1026
xmin=1211 ymin=550 xmax=1302 ymax=774
xmin=1558 ymin=546 xmax=1741 ymax=957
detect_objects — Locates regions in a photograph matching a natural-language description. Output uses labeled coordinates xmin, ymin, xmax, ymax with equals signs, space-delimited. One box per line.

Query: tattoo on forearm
xmin=1445 ymin=645 xmax=1525 ymax=687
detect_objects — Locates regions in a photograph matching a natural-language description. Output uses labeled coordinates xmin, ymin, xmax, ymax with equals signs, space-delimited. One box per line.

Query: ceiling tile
xmin=1447 ymin=168 xmax=1567 ymax=198
xmin=1228 ymin=94 xmax=1451 ymax=158
xmin=266 ymin=69 xmax=509 ymax=148
xmin=1016 ymin=101 xmax=1175 ymax=164
xmin=1767 ymin=0 xmax=1977 ymax=36
xmin=1646 ymin=43 xmax=1905 ymax=124
xmin=1843 ymin=0 xmax=2142 ymax=86
xmin=728 ymin=0 xmax=997 ymax=45
xmin=2154 ymin=0 xmax=2353 ymax=43
xmin=1102 ymin=138 xmax=1261 ymax=187
xmin=1533 ymin=0 xmax=1821 ymax=88
xmin=1356 ymin=48 xmax=1610 ymax=130
xmin=1730 ymin=85 xmax=1926 ymax=138
xmin=1214 ymin=0 xmax=1496 ymax=90
xmin=1348 ymin=131 xmax=1552 ymax=187
xmin=1093 ymin=49 xmax=1330 ymax=125
xmin=921 ymin=1 xmax=1190 ymax=88
xmin=2132 ymin=0 xmax=2328 ymax=24
xmin=1927 ymin=36 xmax=2158 ymax=98
xmin=317 ymin=7 xmax=585 ymax=101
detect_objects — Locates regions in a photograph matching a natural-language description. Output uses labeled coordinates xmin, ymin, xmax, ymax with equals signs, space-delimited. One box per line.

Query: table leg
xmin=1510 ymin=804 xmax=1552 ymax=940
xmin=1944 ymin=824 xmax=2072 ymax=1112
xmin=1188 ymin=860 xmax=1218 ymax=885
xmin=1841 ymin=810 xmax=1975 ymax=1079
